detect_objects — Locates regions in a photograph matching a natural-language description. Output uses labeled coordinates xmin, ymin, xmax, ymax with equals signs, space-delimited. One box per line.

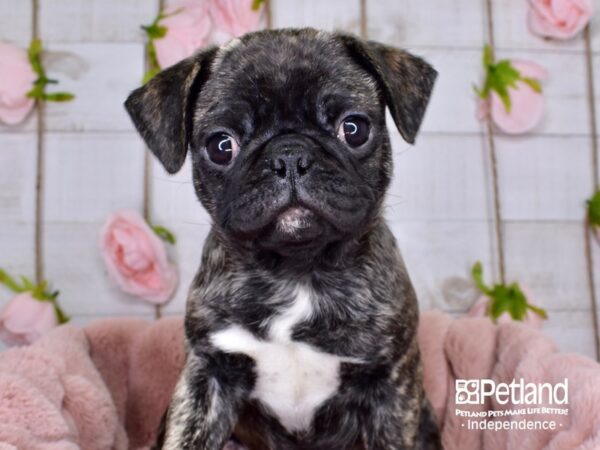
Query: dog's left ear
xmin=125 ymin=47 xmax=218 ymax=174
xmin=338 ymin=35 xmax=437 ymax=144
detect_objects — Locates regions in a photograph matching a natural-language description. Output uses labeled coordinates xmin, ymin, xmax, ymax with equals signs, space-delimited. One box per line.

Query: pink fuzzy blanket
xmin=0 ymin=312 xmax=599 ymax=449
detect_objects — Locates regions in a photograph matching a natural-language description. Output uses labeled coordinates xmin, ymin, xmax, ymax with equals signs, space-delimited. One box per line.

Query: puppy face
xmin=126 ymin=29 xmax=436 ymax=258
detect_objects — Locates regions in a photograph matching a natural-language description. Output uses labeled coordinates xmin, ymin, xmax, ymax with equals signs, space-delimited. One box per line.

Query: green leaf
xmin=475 ymin=45 xmax=543 ymax=115
xmin=252 ymin=0 xmax=266 ymax=10
xmin=587 ymin=190 xmax=600 ymax=226
xmin=142 ymin=68 xmax=159 ymax=84
xmin=0 ymin=269 xmax=26 ymax=293
xmin=471 ymin=262 xmax=492 ymax=295
xmin=54 ymin=301 xmax=70 ymax=325
xmin=20 ymin=275 xmax=36 ymax=291
xmin=522 ymin=77 xmax=542 ymax=94
xmin=143 ymin=23 xmax=168 ymax=39
xmin=506 ymin=283 xmax=528 ymax=321
xmin=26 ymin=84 xmax=45 ymax=100
xmin=152 ymin=225 xmax=177 ymax=245
xmin=488 ymin=287 xmax=512 ymax=321
xmin=482 ymin=44 xmax=493 ymax=67
xmin=28 ymin=38 xmax=44 ymax=77
xmin=30 ymin=280 xmax=48 ymax=300
xmin=527 ymin=303 xmax=548 ymax=320
xmin=43 ymin=92 xmax=75 ymax=102
xmin=494 ymin=60 xmax=521 ymax=88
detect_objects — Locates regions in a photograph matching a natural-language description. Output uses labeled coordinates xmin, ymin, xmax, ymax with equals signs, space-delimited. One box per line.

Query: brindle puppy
xmin=126 ymin=28 xmax=441 ymax=450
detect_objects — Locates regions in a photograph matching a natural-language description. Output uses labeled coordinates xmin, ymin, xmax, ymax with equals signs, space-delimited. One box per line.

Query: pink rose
xmin=154 ymin=0 xmax=212 ymax=69
xmin=479 ymin=60 xmax=547 ymax=134
xmin=100 ymin=210 xmax=177 ymax=304
xmin=468 ymin=295 xmax=544 ymax=329
xmin=209 ymin=0 xmax=263 ymax=38
xmin=528 ymin=0 xmax=593 ymax=40
xmin=0 ymin=292 xmax=58 ymax=346
xmin=0 ymin=41 xmax=37 ymax=125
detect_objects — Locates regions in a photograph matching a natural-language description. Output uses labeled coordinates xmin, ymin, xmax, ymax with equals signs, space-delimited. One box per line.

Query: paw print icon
xmin=456 ymin=379 xmax=480 ymax=405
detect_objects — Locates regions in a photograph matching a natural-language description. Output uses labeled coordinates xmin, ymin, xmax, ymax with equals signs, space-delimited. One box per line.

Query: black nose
xmin=270 ymin=149 xmax=313 ymax=179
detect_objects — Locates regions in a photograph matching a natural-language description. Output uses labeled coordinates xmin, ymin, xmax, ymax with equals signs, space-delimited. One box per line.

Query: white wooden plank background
xmin=0 ymin=0 xmax=598 ymax=359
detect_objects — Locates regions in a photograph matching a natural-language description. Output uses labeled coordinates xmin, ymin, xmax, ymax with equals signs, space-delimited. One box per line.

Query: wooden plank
xmin=150 ymin=156 xmax=212 ymax=314
xmin=492 ymin=0 xmax=585 ymax=52
xmin=39 ymin=0 xmax=157 ymax=43
xmin=43 ymin=132 xmax=146 ymax=222
xmin=150 ymin=157 xmax=212 ymax=228
xmin=386 ymin=130 xmax=491 ymax=221
xmin=0 ymin=223 xmax=35 ymax=283
xmin=542 ymin=310 xmax=597 ymax=359
xmin=595 ymin=55 xmax=600 ymax=138
xmin=43 ymin=223 xmax=154 ymax=316
xmin=0 ymin=134 xmax=36 ymax=278
xmin=0 ymin=134 xmax=37 ymax=224
xmin=412 ymin=48 xmax=484 ymax=134
xmin=159 ymin=224 xmax=209 ymax=315
xmin=504 ymin=221 xmax=591 ymax=311
xmin=270 ymin=0 xmax=361 ymax=34
xmin=495 ymin=135 xmax=593 ymax=221
xmin=367 ymin=0 xmax=485 ymax=48
xmin=494 ymin=50 xmax=589 ymax=136
xmin=389 ymin=220 xmax=497 ymax=312
xmin=43 ymin=42 xmax=145 ymax=132
xmin=0 ymin=0 xmax=32 ymax=46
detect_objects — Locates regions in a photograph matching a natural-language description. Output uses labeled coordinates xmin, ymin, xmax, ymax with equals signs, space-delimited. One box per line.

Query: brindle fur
xmin=126 ymin=28 xmax=441 ymax=450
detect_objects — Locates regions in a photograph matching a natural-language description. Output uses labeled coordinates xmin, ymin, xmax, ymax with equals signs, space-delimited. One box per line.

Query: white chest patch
xmin=210 ymin=287 xmax=351 ymax=432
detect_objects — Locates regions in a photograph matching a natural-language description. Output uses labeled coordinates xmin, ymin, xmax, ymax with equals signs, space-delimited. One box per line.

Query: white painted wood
xmin=43 ymin=222 xmax=155 ymax=316
xmin=412 ymin=48 xmax=485 ymax=134
xmin=495 ymin=135 xmax=593 ymax=221
xmin=390 ymin=220 xmax=498 ymax=312
xmin=0 ymin=223 xmax=36 ymax=282
xmin=156 ymin=223 xmax=208 ymax=315
xmin=367 ymin=0 xmax=485 ymax=49
xmin=0 ymin=0 xmax=598 ymax=357
xmin=595 ymin=55 xmax=600 ymax=135
xmin=0 ymin=134 xmax=37 ymax=224
xmin=270 ymin=0 xmax=361 ymax=34
xmin=39 ymin=0 xmax=158 ymax=43
xmin=504 ymin=221 xmax=591 ymax=310
xmin=543 ymin=310 xmax=597 ymax=359
xmin=43 ymin=132 xmax=146 ymax=222
xmin=150 ymin=156 xmax=212 ymax=314
xmin=150 ymin=157 xmax=211 ymax=227
xmin=494 ymin=49 xmax=589 ymax=136
xmin=0 ymin=0 xmax=32 ymax=46
xmin=43 ymin=42 xmax=145 ymax=132
xmin=386 ymin=130 xmax=491 ymax=221
xmin=492 ymin=0 xmax=585 ymax=52
xmin=0 ymin=134 xmax=36 ymax=280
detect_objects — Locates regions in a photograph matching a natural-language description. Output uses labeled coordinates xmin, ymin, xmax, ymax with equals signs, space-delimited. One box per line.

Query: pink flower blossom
xmin=100 ymin=210 xmax=177 ymax=304
xmin=0 ymin=41 xmax=37 ymax=125
xmin=479 ymin=60 xmax=547 ymax=134
xmin=468 ymin=295 xmax=544 ymax=329
xmin=0 ymin=292 xmax=58 ymax=346
xmin=209 ymin=0 xmax=264 ymax=38
xmin=154 ymin=0 xmax=212 ymax=69
xmin=528 ymin=0 xmax=593 ymax=40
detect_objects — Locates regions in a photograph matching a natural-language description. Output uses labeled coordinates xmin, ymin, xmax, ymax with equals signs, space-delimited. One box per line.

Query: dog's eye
xmin=337 ymin=116 xmax=370 ymax=148
xmin=206 ymin=133 xmax=239 ymax=165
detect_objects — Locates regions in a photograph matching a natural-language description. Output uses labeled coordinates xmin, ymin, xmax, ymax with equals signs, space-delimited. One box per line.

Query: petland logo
xmin=456 ymin=378 xmax=569 ymax=405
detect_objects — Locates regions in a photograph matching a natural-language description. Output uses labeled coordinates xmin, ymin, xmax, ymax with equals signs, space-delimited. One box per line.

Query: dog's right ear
xmin=125 ymin=47 xmax=218 ymax=174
